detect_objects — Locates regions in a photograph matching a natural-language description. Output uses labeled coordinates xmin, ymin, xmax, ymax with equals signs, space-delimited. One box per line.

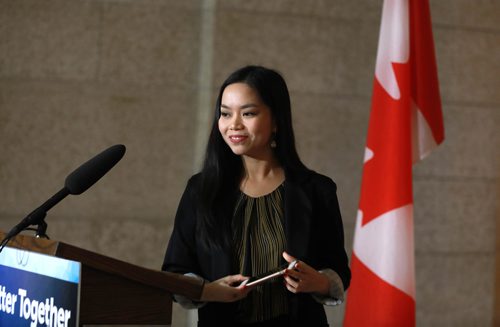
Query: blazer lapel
xmin=284 ymin=178 xmax=312 ymax=260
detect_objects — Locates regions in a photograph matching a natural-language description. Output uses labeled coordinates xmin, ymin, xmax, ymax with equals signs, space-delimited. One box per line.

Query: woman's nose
xmin=229 ymin=116 xmax=243 ymax=130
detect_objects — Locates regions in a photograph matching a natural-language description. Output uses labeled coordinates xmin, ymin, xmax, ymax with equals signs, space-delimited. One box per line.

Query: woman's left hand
xmin=282 ymin=251 xmax=330 ymax=295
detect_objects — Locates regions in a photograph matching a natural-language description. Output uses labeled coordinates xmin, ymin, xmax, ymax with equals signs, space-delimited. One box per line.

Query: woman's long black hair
xmin=197 ymin=65 xmax=309 ymax=249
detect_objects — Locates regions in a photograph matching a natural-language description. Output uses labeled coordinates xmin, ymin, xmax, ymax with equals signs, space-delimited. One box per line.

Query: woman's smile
xmin=229 ymin=135 xmax=249 ymax=144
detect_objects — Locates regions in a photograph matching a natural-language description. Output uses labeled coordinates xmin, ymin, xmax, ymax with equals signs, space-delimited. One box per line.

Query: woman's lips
xmin=229 ymin=135 xmax=248 ymax=143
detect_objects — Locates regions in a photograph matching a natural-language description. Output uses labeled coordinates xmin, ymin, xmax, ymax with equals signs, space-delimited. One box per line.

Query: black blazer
xmin=162 ymin=169 xmax=351 ymax=326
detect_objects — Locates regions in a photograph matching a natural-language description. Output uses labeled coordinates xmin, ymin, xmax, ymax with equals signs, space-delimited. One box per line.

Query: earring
xmin=270 ymin=134 xmax=277 ymax=148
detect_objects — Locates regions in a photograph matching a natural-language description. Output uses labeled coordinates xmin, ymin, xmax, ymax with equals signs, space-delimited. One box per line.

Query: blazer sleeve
xmin=312 ymin=176 xmax=351 ymax=291
xmin=162 ymin=177 xmax=201 ymax=276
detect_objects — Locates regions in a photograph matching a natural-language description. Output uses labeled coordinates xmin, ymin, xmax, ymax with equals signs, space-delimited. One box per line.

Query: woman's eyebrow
xmin=220 ymin=103 xmax=258 ymax=109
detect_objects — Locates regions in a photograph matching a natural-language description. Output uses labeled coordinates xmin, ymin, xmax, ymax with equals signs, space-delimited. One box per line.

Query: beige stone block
xmin=414 ymin=105 xmax=500 ymax=179
xmin=0 ymin=80 xmax=197 ymax=222
xmin=413 ymin=178 xmax=497 ymax=253
xmin=292 ymin=95 xmax=368 ymax=177
xmin=220 ymin=0 xmax=500 ymax=32
xmin=291 ymin=94 xmax=369 ymax=234
xmin=217 ymin=0 xmax=383 ymax=22
xmin=45 ymin=216 xmax=171 ymax=269
xmin=213 ymin=11 xmax=378 ymax=98
xmin=99 ymin=0 xmax=200 ymax=11
xmin=98 ymin=2 xmax=201 ymax=87
xmin=430 ymin=0 xmax=500 ymax=30
xmin=0 ymin=0 xmax=100 ymax=80
xmin=0 ymin=217 xmax=20 ymax=239
xmin=415 ymin=253 xmax=495 ymax=327
xmin=434 ymin=27 xmax=500 ymax=104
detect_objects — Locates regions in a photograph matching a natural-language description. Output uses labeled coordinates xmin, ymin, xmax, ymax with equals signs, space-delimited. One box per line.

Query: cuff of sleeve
xmin=173 ymin=273 xmax=207 ymax=309
xmin=311 ymin=269 xmax=345 ymax=306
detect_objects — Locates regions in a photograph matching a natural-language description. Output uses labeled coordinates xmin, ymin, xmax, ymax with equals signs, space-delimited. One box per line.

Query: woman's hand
xmin=200 ymin=274 xmax=251 ymax=303
xmin=282 ymin=251 xmax=330 ymax=295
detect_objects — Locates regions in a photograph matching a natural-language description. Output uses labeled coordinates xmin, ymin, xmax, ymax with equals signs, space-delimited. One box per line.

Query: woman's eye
xmin=243 ymin=112 xmax=256 ymax=117
xmin=220 ymin=112 xmax=230 ymax=118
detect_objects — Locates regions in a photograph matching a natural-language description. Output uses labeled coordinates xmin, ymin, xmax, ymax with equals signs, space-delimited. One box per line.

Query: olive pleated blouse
xmin=231 ymin=184 xmax=289 ymax=323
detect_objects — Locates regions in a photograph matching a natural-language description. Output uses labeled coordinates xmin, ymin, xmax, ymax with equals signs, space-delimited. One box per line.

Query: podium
xmin=0 ymin=231 xmax=203 ymax=326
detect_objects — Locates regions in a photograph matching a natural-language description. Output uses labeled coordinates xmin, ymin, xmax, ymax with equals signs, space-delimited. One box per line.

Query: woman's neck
xmin=240 ymin=155 xmax=285 ymax=197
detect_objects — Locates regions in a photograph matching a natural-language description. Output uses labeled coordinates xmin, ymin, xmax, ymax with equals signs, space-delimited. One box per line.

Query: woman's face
xmin=218 ymin=83 xmax=276 ymax=159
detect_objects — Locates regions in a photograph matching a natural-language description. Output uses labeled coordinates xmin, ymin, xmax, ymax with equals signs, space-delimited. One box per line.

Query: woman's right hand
xmin=200 ymin=274 xmax=251 ymax=302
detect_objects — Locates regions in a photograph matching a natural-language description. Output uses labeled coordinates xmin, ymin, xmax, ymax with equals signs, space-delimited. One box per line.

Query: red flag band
xmin=343 ymin=0 xmax=444 ymax=326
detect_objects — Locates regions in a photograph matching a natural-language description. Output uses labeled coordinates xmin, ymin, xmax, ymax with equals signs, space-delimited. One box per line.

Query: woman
xmin=162 ymin=66 xmax=350 ymax=326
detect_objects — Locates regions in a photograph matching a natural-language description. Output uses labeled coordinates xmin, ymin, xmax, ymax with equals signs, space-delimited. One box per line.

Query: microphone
xmin=1 ymin=144 xmax=126 ymax=243
xmin=65 ymin=144 xmax=126 ymax=195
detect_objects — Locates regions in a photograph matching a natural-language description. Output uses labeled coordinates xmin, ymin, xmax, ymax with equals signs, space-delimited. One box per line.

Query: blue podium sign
xmin=0 ymin=246 xmax=80 ymax=327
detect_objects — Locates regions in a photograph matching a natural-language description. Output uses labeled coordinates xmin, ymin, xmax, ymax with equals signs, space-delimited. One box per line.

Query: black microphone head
xmin=65 ymin=144 xmax=126 ymax=195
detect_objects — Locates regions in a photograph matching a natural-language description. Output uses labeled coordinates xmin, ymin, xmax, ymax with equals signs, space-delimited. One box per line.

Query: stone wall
xmin=0 ymin=1 xmax=498 ymax=326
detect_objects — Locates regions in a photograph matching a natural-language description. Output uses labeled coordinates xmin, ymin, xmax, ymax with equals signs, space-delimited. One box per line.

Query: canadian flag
xmin=343 ymin=0 xmax=444 ymax=326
